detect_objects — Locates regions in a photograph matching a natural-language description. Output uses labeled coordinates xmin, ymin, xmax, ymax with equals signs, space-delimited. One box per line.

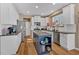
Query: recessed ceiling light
xmin=35 ymin=5 xmax=39 ymax=8
xmin=26 ymin=11 xmax=30 ymax=13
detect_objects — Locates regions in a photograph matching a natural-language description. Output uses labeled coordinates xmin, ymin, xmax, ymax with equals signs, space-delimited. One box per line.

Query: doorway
xmin=23 ymin=18 xmax=31 ymax=37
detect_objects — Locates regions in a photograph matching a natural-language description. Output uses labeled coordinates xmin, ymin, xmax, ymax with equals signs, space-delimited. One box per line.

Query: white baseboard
xmin=75 ymin=48 xmax=79 ymax=50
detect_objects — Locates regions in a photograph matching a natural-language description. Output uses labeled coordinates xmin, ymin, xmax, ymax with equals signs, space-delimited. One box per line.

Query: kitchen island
xmin=33 ymin=30 xmax=53 ymax=55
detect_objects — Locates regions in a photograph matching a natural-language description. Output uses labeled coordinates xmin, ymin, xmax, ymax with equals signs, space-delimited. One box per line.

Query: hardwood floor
xmin=50 ymin=43 xmax=79 ymax=55
xmin=16 ymin=36 xmax=79 ymax=55
xmin=16 ymin=36 xmax=37 ymax=55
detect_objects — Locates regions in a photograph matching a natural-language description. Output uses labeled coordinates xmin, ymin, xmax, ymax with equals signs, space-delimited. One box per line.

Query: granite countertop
xmin=0 ymin=32 xmax=21 ymax=36
xmin=34 ymin=30 xmax=54 ymax=32
xmin=57 ymin=31 xmax=76 ymax=34
xmin=33 ymin=30 xmax=52 ymax=36
xmin=33 ymin=30 xmax=76 ymax=34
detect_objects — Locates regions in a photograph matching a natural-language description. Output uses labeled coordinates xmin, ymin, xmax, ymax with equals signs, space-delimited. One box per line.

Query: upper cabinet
xmin=0 ymin=3 xmax=19 ymax=25
xmin=31 ymin=16 xmax=41 ymax=26
xmin=41 ymin=18 xmax=47 ymax=26
xmin=9 ymin=4 xmax=19 ymax=25
xmin=63 ymin=4 xmax=75 ymax=24
xmin=0 ymin=4 xmax=9 ymax=24
xmin=31 ymin=16 xmax=46 ymax=27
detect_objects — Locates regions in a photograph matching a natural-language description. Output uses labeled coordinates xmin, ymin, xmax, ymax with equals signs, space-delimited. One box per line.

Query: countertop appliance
xmin=1 ymin=25 xmax=17 ymax=36
xmin=8 ymin=27 xmax=13 ymax=34
xmin=8 ymin=26 xmax=16 ymax=34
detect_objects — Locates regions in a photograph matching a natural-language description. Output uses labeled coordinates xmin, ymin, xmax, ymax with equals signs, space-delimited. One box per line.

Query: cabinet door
xmin=9 ymin=4 xmax=17 ymax=25
xmin=1 ymin=3 xmax=17 ymax=25
xmin=41 ymin=18 xmax=46 ymax=26
xmin=60 ymin=34 xmax=67 ymax=49
xmin=1 ymin=3 xmax=9 ymax=24
xmin=67 ymin=34 xmax=75 ymax=50
xmin=63 ymin=4 xmax=75 ymax=24
xmin=1 ymin=36 xmax=17 ymax=55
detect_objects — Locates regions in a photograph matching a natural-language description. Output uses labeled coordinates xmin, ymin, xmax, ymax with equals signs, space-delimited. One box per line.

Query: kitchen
xmin=0 ymin=3 xmax=79 ymax=55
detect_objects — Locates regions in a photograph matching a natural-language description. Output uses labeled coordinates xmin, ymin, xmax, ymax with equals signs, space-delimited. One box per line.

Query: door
xmin=26 ymin=21 xmax=31 ymax=36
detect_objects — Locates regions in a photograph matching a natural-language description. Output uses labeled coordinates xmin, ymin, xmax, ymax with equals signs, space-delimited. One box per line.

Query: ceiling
xmin=14 ymin=3 xmax=69 ymax=16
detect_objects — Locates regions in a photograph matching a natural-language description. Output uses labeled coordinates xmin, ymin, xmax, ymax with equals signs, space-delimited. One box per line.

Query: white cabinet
xmin=1 ymin=35 xmax=17 ymax=55
xmin=0 ymin=3 xmax=19 ymax=25
xmin=0 ymin=33 xmax=21 ymax=55
xmin=41 ymin=18 xmax=46 ymax=26
xmin=0 ymin=3 xmax=9 ymax=24
xmin=31 ymin=16 xmax=47 ymax=30
xmin=58 ymin=24 xmax=76 ymax=32
xmin=60 ymin=34 xmax=67 ymax=49
xmin=31 ymin=16 xmax=41 ymax=30
xmin=63 ymin=4 xmax=75 ymax=24
xmin=60 ymin=33 xmax=75 ymax=50
xmin=9 ymin=4 xmax=18 ymax=25
xmin=32 ymin=16 xmax=41 ymax=23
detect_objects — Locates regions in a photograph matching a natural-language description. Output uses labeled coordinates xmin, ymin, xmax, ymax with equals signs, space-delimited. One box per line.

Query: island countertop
xmin=33 ymin=30 xmax=53 ymax=36
xmin=33 ymin=30 xmax=76 ymax=34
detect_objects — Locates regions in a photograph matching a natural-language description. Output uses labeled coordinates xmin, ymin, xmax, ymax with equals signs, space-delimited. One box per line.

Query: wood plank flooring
xmin=16 ymin=36 xmax=37 ymax=55
xmin=50 ymin=43 xmax=79 ymax=55
xmin=16 ymin=36 xmax=79 ymax=55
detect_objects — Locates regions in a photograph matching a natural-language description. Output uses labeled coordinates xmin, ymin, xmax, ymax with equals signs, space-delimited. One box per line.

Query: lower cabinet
xmin=0 ymin=33 xmax=21 ymax=55
xmin=1 ymin=35 xmax=17 ymax=55
xmin=60 ymin=33 xmax=75 ymax=50
xmin=60 ymin=34 xmax=67 ymax=49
